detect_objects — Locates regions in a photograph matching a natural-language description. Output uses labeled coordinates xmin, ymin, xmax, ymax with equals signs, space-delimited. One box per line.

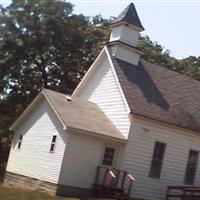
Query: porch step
xmin=93 ymin=166 xmax=134 ymax=200
xmin=107 ymin=191 xmax=129 ymax=200
xmin=93 ymin=184 xmax=129 ymax=200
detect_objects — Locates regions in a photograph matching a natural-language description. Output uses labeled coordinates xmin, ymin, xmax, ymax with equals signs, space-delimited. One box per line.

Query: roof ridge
xmin=42 ymin=88 xmax=70 ymax=96
xmin=42 ymin=88 xmax=102 ymax=108
xmin=102 ymin=45 xmax=200 ymax=87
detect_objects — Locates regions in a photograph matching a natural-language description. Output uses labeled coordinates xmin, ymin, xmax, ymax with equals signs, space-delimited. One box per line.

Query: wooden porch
xmin=93 ymin=165 xmax=135 ymax=200
xmin=165 ymin=186 xmax=200 ymax=200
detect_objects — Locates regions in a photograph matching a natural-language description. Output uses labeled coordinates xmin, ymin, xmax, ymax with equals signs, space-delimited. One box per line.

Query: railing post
xmin=95 ymin=166 xmax=100 ymax=184
xmin=115 ymin=169 xmax=120 ymax=188
xmin=103 ymin=168 xmax=109 ymax=186
xmin=182 ymin=189 xmax=186 ymax=200
xmin=128 ymin=178 xmax=133 ymax=196
xmin=165 ymin=186 xmax=170 ymax=200
xmin=121 ymin=171 xmax=127 ymax=189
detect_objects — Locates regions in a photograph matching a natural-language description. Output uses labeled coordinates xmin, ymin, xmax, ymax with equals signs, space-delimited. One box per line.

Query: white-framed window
xmin=149 ymin=141 xmax=166 ymax=179
xmin=184 ymin=150 xmax=199 ymax=185
xmin=49 ymin=135 xmax=57 ymax=152
xmin=17 ymin=134 xmax=23 ymax=149
xmin=102 ymin=147 xmax=116 ymax=166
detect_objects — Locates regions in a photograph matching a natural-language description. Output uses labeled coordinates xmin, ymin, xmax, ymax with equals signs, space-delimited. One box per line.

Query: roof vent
xmin=65 ymin=96 xmax=72 ymax=102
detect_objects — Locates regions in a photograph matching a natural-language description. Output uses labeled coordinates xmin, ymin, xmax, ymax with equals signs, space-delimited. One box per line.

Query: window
xmin=102 ymin=147 xmax=115 ymax=166
xmin=49 ymin=135 xmax=57 ymax=152
xmin=184 ymin=150 xmax=199 ymax=185
xmin=149 ymin=141 xmax=166 ymax=178
xmin=17 ymin=135 xmax=23 ymax=149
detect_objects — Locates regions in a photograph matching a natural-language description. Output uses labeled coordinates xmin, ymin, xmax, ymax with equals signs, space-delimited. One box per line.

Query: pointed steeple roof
xmin=111 ymin=3 xmax=144 ymax=31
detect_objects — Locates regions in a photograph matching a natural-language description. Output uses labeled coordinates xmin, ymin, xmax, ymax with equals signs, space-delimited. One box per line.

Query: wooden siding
xmin=109 ymin=26 xmax=122 ymax=42
xmin=6 ymin=98 xmax=66 ymax=184
xmin=121 ymin=116 xmax=200 ymax=200
xmin=76 ymin=54 xmax=130 ymax=137
xmin=58 ymin=131 xmax=123 ymax=189
xmin=111 ymin=45 xmax=140 ymax=65
xmin=4 ymin=171 xmax=58 ymax=194
xmin=110 ymin=25 xmax=140 ymax=47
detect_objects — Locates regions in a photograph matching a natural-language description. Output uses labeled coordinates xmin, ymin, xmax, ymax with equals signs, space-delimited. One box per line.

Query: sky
xmin=1 ymin=0 xmax=200 ymax=59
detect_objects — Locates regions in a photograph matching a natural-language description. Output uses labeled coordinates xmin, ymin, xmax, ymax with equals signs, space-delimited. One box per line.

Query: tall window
xmin=102 ymin=147 xmax=115 ymax=166
xmin=17 ymin=135 xmax=23 ymax=149
xmin=184 ymin=150 xmax=199 ymax=185
xmin=149 ymin=141 xmax=166 ymax=178
xmin=49 ymin=135 xmax=57 ymax=152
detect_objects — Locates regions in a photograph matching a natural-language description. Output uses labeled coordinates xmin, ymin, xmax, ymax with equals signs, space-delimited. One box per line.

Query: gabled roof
xmin=11 ymin=89 xmax=126 ymax=141
xmin=111 ymin=3 xmax=144 ymax=31
xmin=108 ymin=48 xmax=200 ymax=133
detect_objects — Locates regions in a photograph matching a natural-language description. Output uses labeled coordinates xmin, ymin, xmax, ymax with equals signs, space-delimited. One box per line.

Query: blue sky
xmin=1 ymin=0 xmax=200 ymax=59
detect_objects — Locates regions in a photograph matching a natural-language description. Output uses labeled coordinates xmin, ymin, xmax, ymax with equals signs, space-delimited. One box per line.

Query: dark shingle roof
xmin=111 ymin=3 xmax=144 ymax=31
xmin=110 ymin=55 xmax=200 ymax=133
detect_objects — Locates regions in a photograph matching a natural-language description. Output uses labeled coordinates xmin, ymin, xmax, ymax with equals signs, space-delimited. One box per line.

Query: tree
xmin=0 ymin=0 xmax=109 ymax=96
xmin=138 ymin=36 xmax=172 ymax=67
xmin=0 ymin=1 xmax=200 ymax=138
xmin=177 ymin=56 xmax=200 ymax=80
xmin=0 ymin=0 xmax=109 ymax=137
xmin=138 ymin=36 xmax=200 ymax=81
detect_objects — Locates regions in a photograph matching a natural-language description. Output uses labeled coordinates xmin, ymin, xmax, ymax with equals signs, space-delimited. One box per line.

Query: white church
xmin=4 ymin=3 xmax=200 ymax=200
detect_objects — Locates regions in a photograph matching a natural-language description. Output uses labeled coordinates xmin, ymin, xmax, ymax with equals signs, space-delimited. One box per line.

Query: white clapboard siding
xmin=111 ymin=45 xmax=140 ymax=65
xmin=120 ymin=25 xmax=140 ymax=46
xmin=77 ymin=54 xmax=130 ymax=137
xmin=109 ymin=24 xmax=140 ymax=47
xmin=121 ymin=116 xmax=200 ymax=200
xmin=59 ymin=130 xmax=124 ymax=188
xmin=6 ymin=98 xmax=66 ymax=184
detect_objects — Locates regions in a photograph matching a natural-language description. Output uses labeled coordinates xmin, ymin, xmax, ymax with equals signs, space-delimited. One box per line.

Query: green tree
xmin=177 ymin=56 xmax=200 ymax=80
xmin=138 ymin=36 xmax=200 ymax=81
xmin=0 ymin=0 xmax=109 ymax=96
xmin=0 ymin=1 xmax=200 ymax=139
xmin=138 ymin=36 xmax=172 ymax=66
xmin=0 ymin=0 xmax=109 ymax=137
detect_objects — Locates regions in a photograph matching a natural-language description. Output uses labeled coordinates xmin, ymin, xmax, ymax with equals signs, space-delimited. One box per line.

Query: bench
xmin=165 ymin=186 xmax=200 ymax=200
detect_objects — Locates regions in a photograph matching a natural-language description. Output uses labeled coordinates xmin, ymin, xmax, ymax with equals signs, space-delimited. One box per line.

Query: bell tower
xmin=108 ymin=3 xmax=144 ymax=65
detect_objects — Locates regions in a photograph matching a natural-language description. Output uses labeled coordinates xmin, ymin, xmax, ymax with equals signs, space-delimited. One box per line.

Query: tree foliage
xmin=0 ymin=0 xmax=108 ymax=96
xmin=138 ymin=36 xmax=200 ymax=81
xmin=0 ymin=0 xmax=109 ymax=137
xmin=0 ymin=1 xmax=199 ymax=138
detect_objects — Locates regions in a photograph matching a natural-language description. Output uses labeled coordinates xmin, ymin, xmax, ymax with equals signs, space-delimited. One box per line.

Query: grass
xmin=0 ymin=186 xmax=80 ymax=200
xmin=0 ymin=185 xmax=144 ymax=200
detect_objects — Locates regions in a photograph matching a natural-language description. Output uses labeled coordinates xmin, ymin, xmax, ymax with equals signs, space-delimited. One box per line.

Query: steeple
xmin=108 ymin=3 xmax=144 ymax=65
xmin=111 ymin=3 xmax=144 ymax=31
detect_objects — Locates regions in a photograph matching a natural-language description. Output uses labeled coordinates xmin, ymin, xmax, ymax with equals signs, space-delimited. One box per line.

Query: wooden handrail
xmin=97 ymin=165 xmax=126 ymax=172
xmin=109 ymin=170 xmax=116 ymax=178
xmin=94 ymin=165 xmax=135 ymax=198
xmin=168 ymin=186 xmax=200 ymax=189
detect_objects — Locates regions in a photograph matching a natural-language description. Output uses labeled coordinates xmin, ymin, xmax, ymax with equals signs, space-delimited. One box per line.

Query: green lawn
xmin=0 ymin=186 xmax=80 ymax=200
